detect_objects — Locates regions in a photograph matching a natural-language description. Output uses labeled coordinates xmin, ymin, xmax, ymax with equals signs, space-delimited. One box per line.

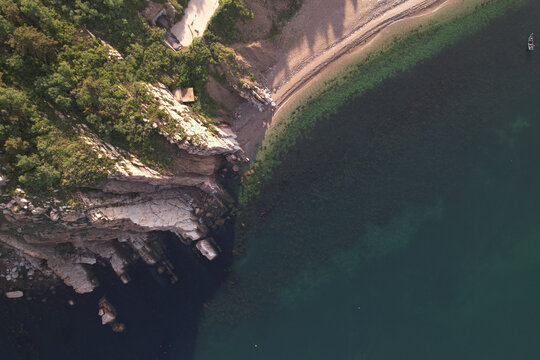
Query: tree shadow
xmin=268 ymin=0 xmax=400 ymax=88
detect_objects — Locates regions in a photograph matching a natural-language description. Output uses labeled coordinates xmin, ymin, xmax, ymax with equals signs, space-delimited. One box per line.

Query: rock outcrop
xmin=0 ymin=84 xmax=244 ymax=296
xmin=147 ymin=83 xmax=242 ymax=156
xmin=98 ymin=296 xmax=126 ymax=332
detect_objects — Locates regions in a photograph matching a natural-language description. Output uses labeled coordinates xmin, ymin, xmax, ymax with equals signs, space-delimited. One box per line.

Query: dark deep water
xmin=3 ymin=1 xmax=540 ymax=359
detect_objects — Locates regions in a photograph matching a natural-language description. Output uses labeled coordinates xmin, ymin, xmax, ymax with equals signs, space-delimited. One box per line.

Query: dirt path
xmin=170 ymin=0 xmax=220 ymax=47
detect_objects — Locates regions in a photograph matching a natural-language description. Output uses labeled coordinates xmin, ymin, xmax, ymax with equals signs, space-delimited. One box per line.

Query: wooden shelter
xmin=174 ymin=87 xmax=195 ymax=103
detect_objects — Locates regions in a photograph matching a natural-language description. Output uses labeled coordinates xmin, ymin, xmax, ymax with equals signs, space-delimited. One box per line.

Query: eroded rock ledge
xmin=0 ymin=84 xmax=245 ymax=296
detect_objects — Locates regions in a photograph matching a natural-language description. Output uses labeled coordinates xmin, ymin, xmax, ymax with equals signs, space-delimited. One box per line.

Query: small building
xmin=141 ymin=1 xmax=166 ymax=25
xmin=173 ymin=87 xmax=195 ymax=103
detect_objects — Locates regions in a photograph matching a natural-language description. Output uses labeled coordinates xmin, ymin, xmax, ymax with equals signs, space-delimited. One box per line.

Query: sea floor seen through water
xmin=2 ymin=1 xmax=540 ymax=359
xmin=192 ymin=2 xmax=540 ymax=359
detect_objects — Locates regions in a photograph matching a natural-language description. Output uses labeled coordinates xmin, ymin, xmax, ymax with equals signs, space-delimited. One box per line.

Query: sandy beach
xmin=230 ymin=0 xmax=478 ymax=157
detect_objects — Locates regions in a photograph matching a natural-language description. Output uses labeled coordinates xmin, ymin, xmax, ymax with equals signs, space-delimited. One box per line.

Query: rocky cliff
xmin=0 ymin=84 xmax=245 ymax=296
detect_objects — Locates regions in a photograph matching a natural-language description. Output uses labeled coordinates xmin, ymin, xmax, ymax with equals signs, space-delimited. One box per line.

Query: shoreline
xmin=271 ymin=0 xmax=480 ymax=126
xmin=237 ymin=0 xmax=525 ymax=204
xmin=272 ymin=0 xmax=449 ymax=112
xmin=234 ymin=0 xmax=484 ymax=158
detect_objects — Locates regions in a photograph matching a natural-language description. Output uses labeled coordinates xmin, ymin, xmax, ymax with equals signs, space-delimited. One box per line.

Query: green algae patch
xmin=239 ymin=0 xmax=526 ymax=206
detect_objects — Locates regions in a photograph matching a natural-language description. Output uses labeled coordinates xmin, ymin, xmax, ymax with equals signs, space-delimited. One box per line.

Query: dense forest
xmin=0 ymin=0 xmax=252 ymax=194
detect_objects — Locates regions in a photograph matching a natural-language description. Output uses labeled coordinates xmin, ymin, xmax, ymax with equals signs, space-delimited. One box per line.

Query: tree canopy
xmin=0 ymin=0 xmax=251 ymax=195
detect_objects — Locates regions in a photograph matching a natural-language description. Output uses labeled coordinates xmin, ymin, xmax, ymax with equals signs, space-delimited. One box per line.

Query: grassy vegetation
xmin=206 ymin=0 xmax=253 ymax=43
xmin=239 ymin=0 xmax=527 ymax=206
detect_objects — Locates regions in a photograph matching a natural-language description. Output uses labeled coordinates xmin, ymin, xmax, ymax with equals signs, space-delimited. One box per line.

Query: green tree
xmin=4 ymin=137 xmax=30 ymax=158
xmin=35 ymin=62 xmax=75 ymax=109
xmin=0 ymin=1 xmax=22 ymax=25
xmin=206 ymin=0 xmax=253 ymax=41
xmin=8 ymin=25 xmax=57 ymax=61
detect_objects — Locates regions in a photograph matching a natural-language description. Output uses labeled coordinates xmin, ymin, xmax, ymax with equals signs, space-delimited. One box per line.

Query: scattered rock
xmin=195 ymin=239 xmax=218 ymax=260
xmin=6 ymin=291 xmax=24 ymax=299
xmin=98 ymin=297 xmax=117 ymax=325
xmin=31 ymin=207 xmax=47 ymax=215
xmin=49 ymin=210 xmax=60 ymax=222
xmin=98 ymin=297 xmax=126 ymax=332
xmin=111 ymin=322 xmax=126 ymax=333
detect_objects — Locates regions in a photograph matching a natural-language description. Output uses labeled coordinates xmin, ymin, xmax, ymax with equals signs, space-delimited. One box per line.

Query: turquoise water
xmin=190 ymin=2 xmax=540 ymax=359
xmin=2 ymin=1 xmax=540 ymax=359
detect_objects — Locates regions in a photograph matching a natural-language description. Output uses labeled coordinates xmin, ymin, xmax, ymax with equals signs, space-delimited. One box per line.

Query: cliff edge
xmin=0 ymin=83 xmax=244 ymax=295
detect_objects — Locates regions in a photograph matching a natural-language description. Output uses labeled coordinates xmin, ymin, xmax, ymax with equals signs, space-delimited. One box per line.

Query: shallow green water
xmin=189 ymin=1 xmax=540 ymax=359
xmin=239 ymin=0 xmax=526 ymax=204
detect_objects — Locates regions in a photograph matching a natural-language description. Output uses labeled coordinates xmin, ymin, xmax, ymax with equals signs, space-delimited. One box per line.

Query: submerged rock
xmin=111 ymin=322 xmax=126 ymax=333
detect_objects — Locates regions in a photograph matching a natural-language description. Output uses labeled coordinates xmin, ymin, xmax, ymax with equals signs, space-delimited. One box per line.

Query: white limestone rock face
xmin=0 ymin=234 xmax=98 ymax=294
xmin=0 ymin=178 xmax=227 ymax=293
xmin=47 ymin=260 xmax=98 ymax=294
xmin=89 ymin=198 xmax=201 ymax=241
xmin=0 ymin=81 xmax=242 ymax=297
xmin=78 ymin=124 xmax=162 ymax=178
xmin=147 ymin=83 xmax=241 ymax=156
xmin=124 ymin=234 xmax=160 ymax=265
xmin=78 ymin=122 xmax=228 ymax=196
xmin=84 ymin=241 xmax=130 ymax=283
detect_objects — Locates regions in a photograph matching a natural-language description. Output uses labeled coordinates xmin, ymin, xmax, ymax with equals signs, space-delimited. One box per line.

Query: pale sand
xmin=231 ymin=0 xmax=483 ymax=158
xmin=170 ymin=0 xmax=219 ymax=47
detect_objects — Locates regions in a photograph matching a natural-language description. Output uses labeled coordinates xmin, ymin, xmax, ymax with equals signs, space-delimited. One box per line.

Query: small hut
xmin=173 ymin=87 xmax=195 ymax=103
xmin=141 ymin=1 xmax=166 ymax=25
